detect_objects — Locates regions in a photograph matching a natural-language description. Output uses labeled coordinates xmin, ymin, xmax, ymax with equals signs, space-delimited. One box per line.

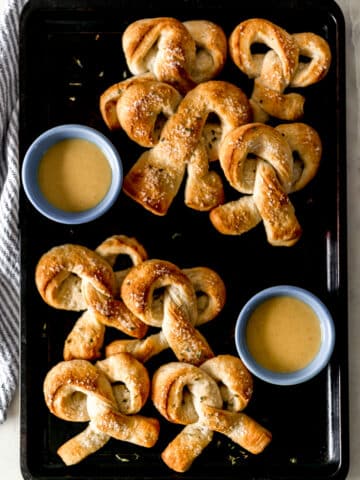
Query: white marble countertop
xmin=1 ymin=0 xmax=359 ymax=478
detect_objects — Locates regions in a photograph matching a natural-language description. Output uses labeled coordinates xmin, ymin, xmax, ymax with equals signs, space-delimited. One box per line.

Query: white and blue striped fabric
xmin=0 ymin=0 xmax=27 ymax=423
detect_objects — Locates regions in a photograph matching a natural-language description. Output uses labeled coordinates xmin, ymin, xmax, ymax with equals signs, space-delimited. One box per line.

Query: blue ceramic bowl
xmin=21 ymin=124 xmax=123 ymax=224
xmin=235 ymin=285 xmax=335 ymax=386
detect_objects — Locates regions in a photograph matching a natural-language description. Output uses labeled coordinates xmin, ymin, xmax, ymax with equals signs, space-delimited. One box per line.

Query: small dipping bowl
xmin=21 ymin=124 xmax=123 ymax=224
xmin=235 ymin=285 xmax=335 ymax=386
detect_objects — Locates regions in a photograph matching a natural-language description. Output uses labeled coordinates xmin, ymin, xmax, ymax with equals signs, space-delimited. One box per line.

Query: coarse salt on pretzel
xmin=120 ymin=259 xmax=214 ymax=365
xmin=122 ymin=17 xmax=227 ymax=94
xmin=100 ymin=74 xmax=183 ymax=147
xmin=106 ymin=265 xmax=226 ymax=362
xmin=123 ymin=80 xmax=252 ymax=215
xmin=210 ymin=122 xmax=322 ymax=246
xmin=43 ymin=353 xmax=159 ymax=465
xmin=152 ymin=355 xmax=271 ymax=472
xmin=210 ymin=123 xmax=299 ymax=245
xmin=229 ymin=18 xmax=331 ymax=121
xmin=63 ymin=235 xmax=149 ymax=361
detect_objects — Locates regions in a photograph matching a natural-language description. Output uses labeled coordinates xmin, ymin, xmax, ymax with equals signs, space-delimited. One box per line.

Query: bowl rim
xmin=21 ymin=123 xmax=123 ymax=224
xmin=235 ymin=285 xmax=335 ymax=386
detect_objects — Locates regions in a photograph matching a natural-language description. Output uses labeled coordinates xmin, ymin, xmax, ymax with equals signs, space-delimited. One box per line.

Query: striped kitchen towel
xmin=0 ymin=0 xmax=27 ymax=423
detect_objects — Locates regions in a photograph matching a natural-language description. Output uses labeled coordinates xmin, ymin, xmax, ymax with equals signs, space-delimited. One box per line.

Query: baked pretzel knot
xmin=120 ymin=259 xmax=215 ymax=365
xmin=210 ymin=122 xmax=322 ymax=246
xmin=35 ymin=237 xmax=148 ymax=361
xmin=106 ymin=266 xmax=226 ymax=362
xmin=152 ymin=355 xmax=271 ymax=472
xmin=123 ymin=80 xmax=252 ymax=215
xmin=43 ymin=353 xmax=159 ymax=465
xmin=122 ymin=18 xmax=227 ymax=94
xmin=229 ymin=18 xmax=331 ymax=121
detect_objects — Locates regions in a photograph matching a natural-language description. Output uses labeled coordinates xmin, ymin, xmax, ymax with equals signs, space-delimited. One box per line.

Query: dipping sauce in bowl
xmin=235 ymin=286 xmax=335 ymax=386
xmin=21 ymin=124 xmax=123 ymax=224
xmin=38 ymin=138 xmax=112 ymax=212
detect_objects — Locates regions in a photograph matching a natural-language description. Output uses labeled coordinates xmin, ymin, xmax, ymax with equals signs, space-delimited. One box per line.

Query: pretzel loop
xmin=100 ymin=75 xmax=183 ymax=147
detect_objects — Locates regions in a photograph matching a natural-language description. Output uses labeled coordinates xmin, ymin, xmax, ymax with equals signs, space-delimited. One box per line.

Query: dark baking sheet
xmin=19 ymin=0 xmax=348 ymax=479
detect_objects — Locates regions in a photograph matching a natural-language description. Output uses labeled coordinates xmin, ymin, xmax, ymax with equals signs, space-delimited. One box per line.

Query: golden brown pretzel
xmin=62 ymin=235 xmax=149 ymax=360
xmin=123 ymin=80 xmax=252 ymax=215
xmin=152 ymin=355 xmax=271 ymax=472
xmin=105 ymin=266 xmax=226 ymax=362
xmin=229 ymin=18 xmax=331 ymax=121
xmin=120 ymin=259 xmax=215 ymax=365
xmin=100 ymin=75 xmax=183 ymax=147
xmin=210 ymin=122 xmax=322 ymax=246
xmin=43 ymin=353 xmax=160 ymax=465
xmin=122 ymin=17 xmax=227 ymax=94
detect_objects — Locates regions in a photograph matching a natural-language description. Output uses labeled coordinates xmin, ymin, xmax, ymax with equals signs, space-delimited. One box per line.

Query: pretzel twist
xmin=106 ymin=266 xmax=226 ymax=362
xmin=210 ymin=122 xmax=322 ymax=246
xmin=229 ymin=18 xmax=331 ymax=121
xmin=123 ymin=80 xmax=252 ymax=215
xmin=43 ymin=353 xmax=160 ymax=465
xmin=120 ymin=259 xmax=215 ymax=365
xmin=100 ymin=75 xmax=183 ymax=147
xmin=35 ymin=237 xmax=149 ymax=362
xmin=122 ymin=17 xmax=227 ymax=94
xmin=152 ymin=355 xmax=271 ymax=472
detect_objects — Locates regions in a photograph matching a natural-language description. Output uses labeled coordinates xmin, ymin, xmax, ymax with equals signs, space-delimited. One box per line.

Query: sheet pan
xmin=19 ymin=0 xmax=348 ymax=478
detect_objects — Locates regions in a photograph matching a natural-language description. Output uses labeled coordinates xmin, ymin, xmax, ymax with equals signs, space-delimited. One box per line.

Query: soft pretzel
xmin=122 ymin=17 xmax=227 ymax=94
xmin=36 ymin=238 xmax=148 ymax=362
xmin=229 ymin=18 xmax=331 ymax=121
xmin=120 ymin=259 xmax=214 ymax=365
xmin=152 ymin=355 xmax=271 ymax=472
xmin=210 ymin=122 xmax=321 ymax=246
xmin=43 ymin=353 xmax=160 ymax=465
xmin=105 ymin=266 xmax=226 ymax=362
xmin=61 ymin=236 xmax=149 ymax=360
xmin=100 ymin=75 xmax=182 ymax=147
xmin=123 ymin=80 xmax=252 ymax=215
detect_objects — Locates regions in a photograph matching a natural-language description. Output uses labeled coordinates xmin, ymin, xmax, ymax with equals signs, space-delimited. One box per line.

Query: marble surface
xmin=0 ymin=0 xmax=359 ymax=478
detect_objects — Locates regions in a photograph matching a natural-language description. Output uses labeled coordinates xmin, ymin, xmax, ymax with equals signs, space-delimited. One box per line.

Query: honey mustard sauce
xmin=246 ymin=296 xmax=322 ymax=373
xmin=38 ymin=138 xmax=112 ymax=211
